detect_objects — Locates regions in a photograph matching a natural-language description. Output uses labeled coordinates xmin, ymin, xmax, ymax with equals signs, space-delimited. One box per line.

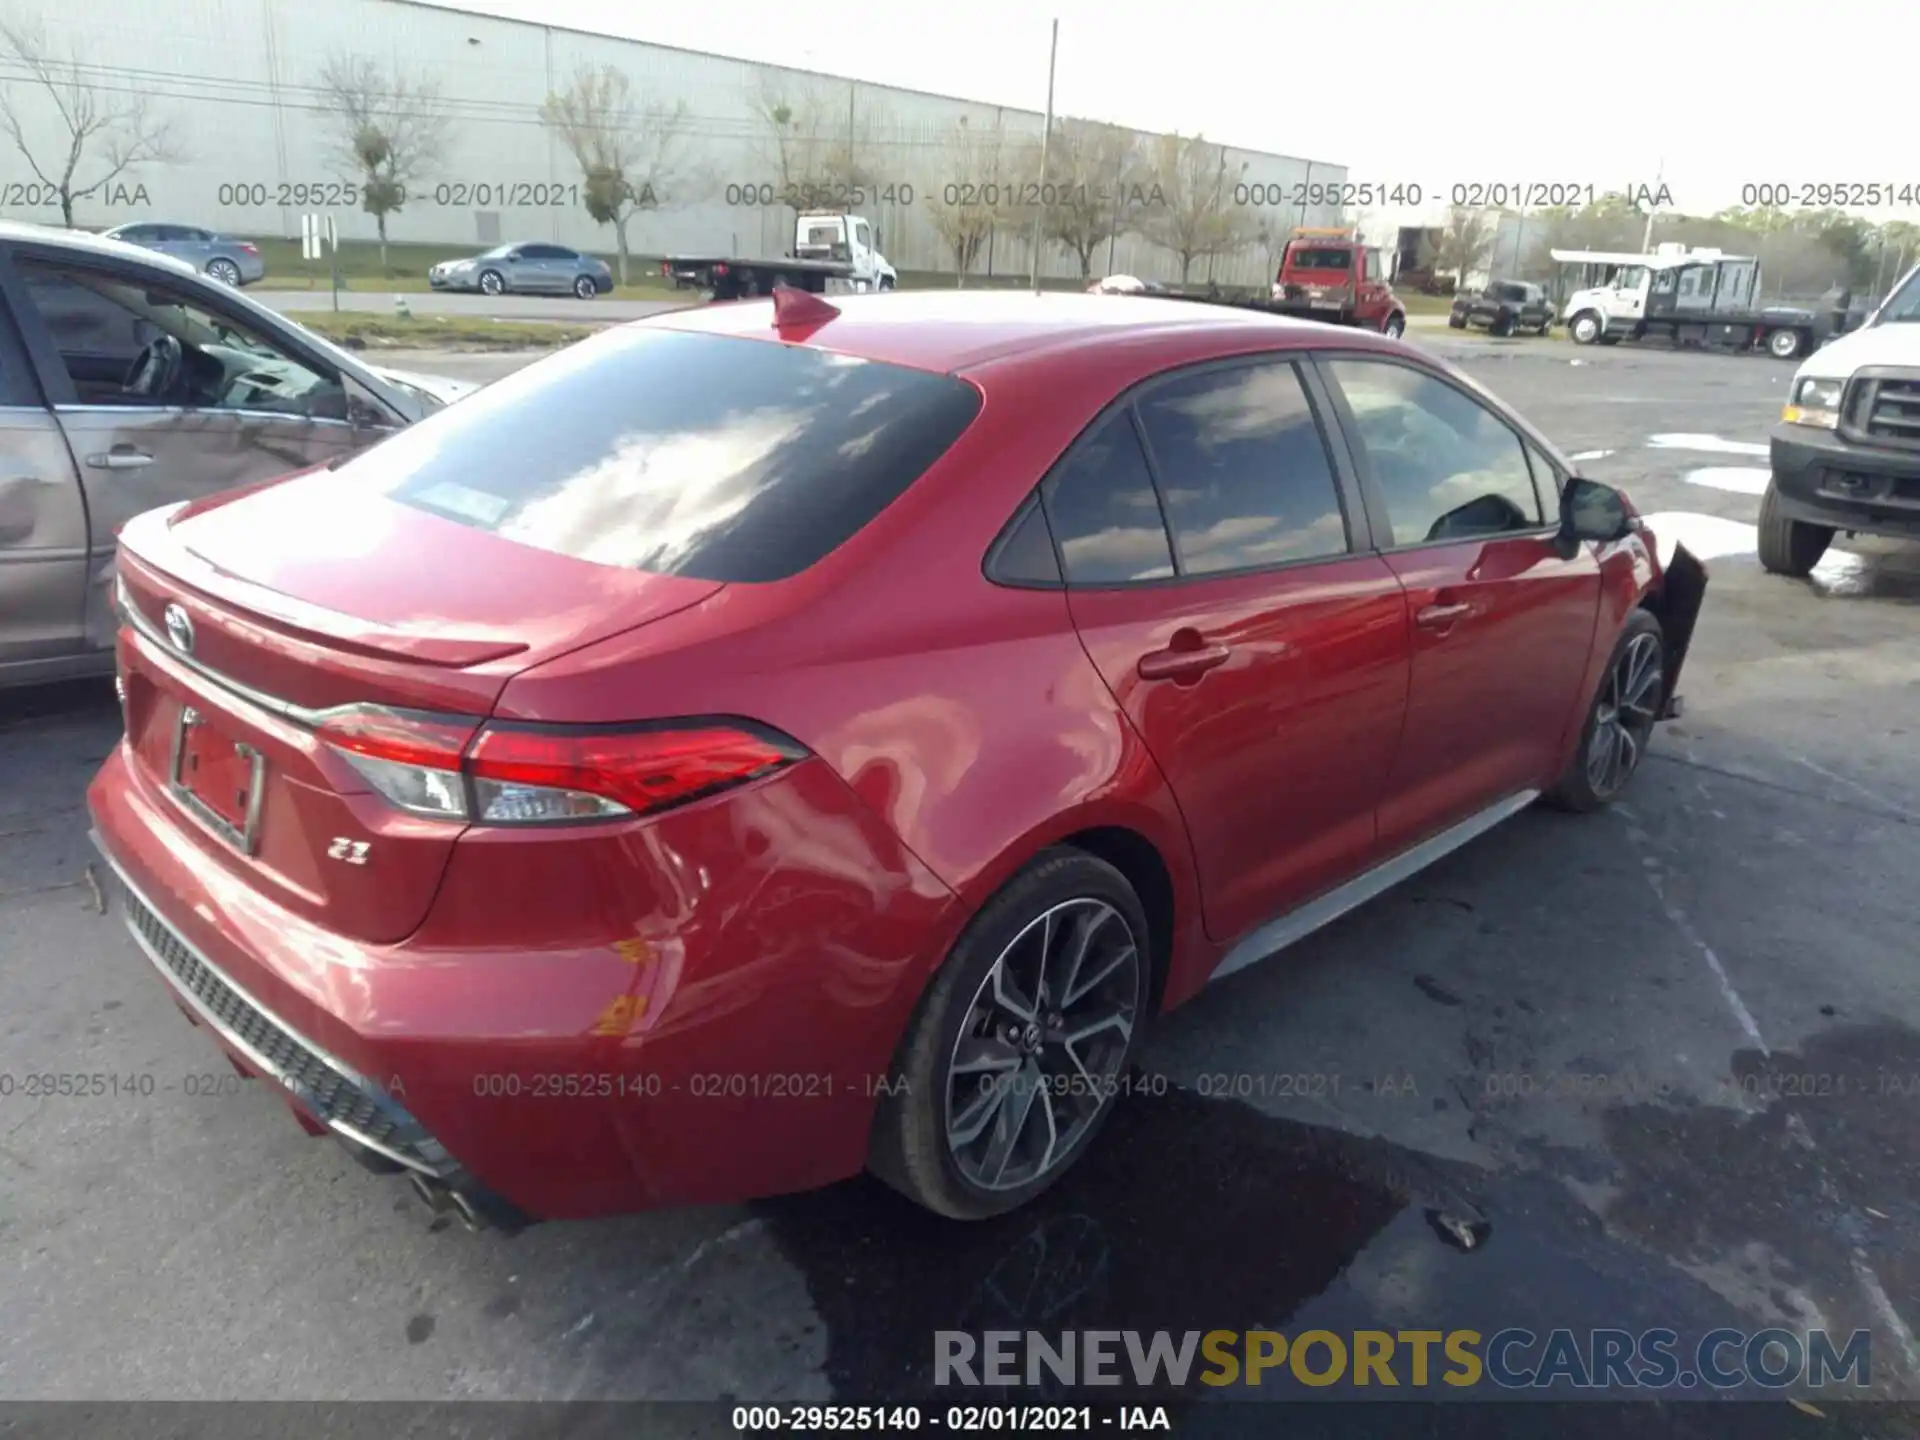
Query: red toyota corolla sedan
xmin=88 ymin=289 xmax=1705 ymax=1227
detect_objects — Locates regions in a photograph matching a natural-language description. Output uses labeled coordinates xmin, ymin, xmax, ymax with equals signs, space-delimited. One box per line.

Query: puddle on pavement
xmin=754 ymin=1083 xmax=1777 ymax=1408
xmin=1601 ymin=1019 xmax=1920 ymax=1332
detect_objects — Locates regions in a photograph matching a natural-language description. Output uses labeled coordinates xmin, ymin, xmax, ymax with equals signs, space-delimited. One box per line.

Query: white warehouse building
xmin=0 ymin=0 xmax=1348 ymax=287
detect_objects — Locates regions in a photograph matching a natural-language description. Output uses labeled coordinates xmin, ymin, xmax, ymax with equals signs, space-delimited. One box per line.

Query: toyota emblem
xmin=163 ymin=603 xmax=194 ymax=655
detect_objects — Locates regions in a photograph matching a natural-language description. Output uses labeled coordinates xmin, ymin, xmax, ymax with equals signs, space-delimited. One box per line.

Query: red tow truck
xmin=1266 ymin=226 xmax=1407 ymax=336
xmin=1140 ymin=226 xmax=1409 ymax=336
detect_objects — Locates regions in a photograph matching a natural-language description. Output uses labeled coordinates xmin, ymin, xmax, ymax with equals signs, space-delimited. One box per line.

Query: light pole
xmin=1030 ymin=18 xmax=1058 ymax=295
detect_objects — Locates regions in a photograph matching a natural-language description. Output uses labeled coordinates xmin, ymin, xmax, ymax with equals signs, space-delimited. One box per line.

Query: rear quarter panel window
xmin=345 ymin=328 xmax=983 ymax=583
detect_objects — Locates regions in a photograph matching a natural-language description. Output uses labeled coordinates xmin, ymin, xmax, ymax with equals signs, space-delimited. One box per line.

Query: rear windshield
xmin=1287 ymin=247 xmax=1352 ymax=271
xmin=340 ymin=327 xmax=983 ymax=583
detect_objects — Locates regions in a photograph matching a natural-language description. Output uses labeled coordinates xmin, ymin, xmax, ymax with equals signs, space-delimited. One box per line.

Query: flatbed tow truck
xmin=662 ymin=211 xmax=897 ymax=301
xmin=1111 ymin=227 xmax=1409 ymax=336
xmin=1554 ymin=244 xmax=1851 ymax=360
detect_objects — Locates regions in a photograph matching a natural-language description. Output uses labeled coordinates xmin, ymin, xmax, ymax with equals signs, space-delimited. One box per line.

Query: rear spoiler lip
xmin=120 ymin=506 xmax=530 ymax=670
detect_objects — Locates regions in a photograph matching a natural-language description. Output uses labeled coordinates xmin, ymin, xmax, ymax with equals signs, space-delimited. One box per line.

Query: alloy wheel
xmin=944 ymin=898 xmax=1141 ymax=1192
xmin=1587 ymin=632 xmax=1662 ymax=797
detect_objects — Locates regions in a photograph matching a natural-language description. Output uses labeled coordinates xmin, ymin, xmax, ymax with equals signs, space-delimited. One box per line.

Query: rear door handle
xmin=1415 ymin=601 xmax=1474 ymax=630
xmin=86 ymin=447 xmax=155 ymax=470
xmin=1138 ymin=642 xmax=1231 ymax=682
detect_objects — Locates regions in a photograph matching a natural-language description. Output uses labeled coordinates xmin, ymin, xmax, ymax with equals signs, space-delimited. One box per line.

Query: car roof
xmin=0 ymin=219 xmax=209 ymax=277
xmin=642 ymin=290 xmax=1361 ymax=373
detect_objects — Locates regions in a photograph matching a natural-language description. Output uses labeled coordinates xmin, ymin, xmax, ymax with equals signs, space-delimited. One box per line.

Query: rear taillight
xmin=238 ymin=242 xmax=260 ymax=255
xmin=317 ymin=706 xmax=479 ymax=819
xmin=315 ymin=706 xmax=804 ymax=826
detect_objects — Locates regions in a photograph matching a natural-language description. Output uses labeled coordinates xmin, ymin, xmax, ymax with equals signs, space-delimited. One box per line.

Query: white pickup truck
xmin=662 ymin=211 xmax=898 ymax=301
xmin=1762 ymin=261 xmax=1920 ymax=575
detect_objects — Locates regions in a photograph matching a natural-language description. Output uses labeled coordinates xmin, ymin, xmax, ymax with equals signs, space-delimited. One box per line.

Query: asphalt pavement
xmin=4 ymin=334 xmax=1919 ymax=1423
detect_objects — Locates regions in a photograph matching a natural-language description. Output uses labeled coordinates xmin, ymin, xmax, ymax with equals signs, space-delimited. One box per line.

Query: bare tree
xmin=313 ymin=53 xmax=452 ymax=276
xmin=923 ymin=116 xmax=1008 ymax=286
xmin=1138 ymin=133 xmax=1255 ymax=285
xmin=0 ymin=16 xmax=184 ymax=228
xmin=1434 ymin=205 xmax=1497 ymax=288
xmin=1023 ymin=118 xmax=1149 ymax=281
xmin=747 ymin=73 xmax=879 ymax=219
xmin=542 ymin=66 xmax=693 ymax=286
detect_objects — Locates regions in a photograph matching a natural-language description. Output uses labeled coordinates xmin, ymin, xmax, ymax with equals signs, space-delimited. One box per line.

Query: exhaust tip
xmin=407 ymin=1170 xmax=452 ymax=1215
xmin=450 ymin=1189 xmax=486 ymax=1232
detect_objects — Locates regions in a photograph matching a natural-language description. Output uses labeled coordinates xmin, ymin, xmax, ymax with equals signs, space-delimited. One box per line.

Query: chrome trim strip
xmin=123 ymin=596 xmax=328 ymax=727
xmin=49 ymin=403 xmax=360 ymax=430
xmin=89 ymin=832 xmax=452 ymax=1177
xmin=1210 ymin=789 xmax=1540 ymax=984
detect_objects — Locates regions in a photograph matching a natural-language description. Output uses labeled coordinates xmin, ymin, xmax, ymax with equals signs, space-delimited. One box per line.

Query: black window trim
xmin=1309 ymin=349 xmax=1564 ymax=557
xmin=983 ymin=350 xmax=1376 ymax=593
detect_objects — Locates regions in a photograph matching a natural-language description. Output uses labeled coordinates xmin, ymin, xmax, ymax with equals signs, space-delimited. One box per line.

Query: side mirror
xmin=1557 ymin=477 xmax=1631 ymax=556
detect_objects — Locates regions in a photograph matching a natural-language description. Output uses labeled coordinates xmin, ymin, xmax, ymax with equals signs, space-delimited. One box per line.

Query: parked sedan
xmin=99 ymin=222 xmax=266 ymax=287
xmin=1451 ymin=279 xmax=1555 ymax=336
xmin=428 ymin=243 xmax=613 ymax=299
xmin=0 ymin=220 xmax=472 ymax=689
xmin=88 ymin=289 xmax=1705 ymax=1229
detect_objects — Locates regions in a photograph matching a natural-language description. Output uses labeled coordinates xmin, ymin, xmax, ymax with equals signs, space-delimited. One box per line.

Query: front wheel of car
xmin=1569 ymin=311 xmax=1603 ymax=344
xmin=206 ymin=259 xmax=241 ymax=286
xmin=1545 ymin=610 xmax=1664 ymax=813
xmin=478 ymin=270 xmax=505 ymax=297
xmin=1757 ymin=479 xmax=1834 ymax=576
xmin=1381 ymin=313 xmax=1406 ymax=339
xmin=1448 ymin=314 xmax=1467 ymax=329
xmin=869 ymin=848 xmax=1151 ymax=1220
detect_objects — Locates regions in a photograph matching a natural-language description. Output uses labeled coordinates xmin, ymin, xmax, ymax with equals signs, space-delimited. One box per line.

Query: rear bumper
xmin=86 ymin=742 xmax=958 ymax=1220
xmin=1770 ymin=424 xmax=1920 ymax=540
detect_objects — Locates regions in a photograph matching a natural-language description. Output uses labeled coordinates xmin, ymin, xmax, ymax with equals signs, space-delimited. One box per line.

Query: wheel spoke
xmin=1615 ymin=722 xmax=1641 ymax=779
xmin=981 ymin=1061 xmax=1042 ymax=1184
xmin=1063 ymin=942 xmax=1134 ymax=1010
xmin=953 ymin=1036 xmax=1023 ymax=1077
xmin=1063 ymin=1004 xmax=1133 ymax=1050
xmin=1048 ymin=907 xmax=1104 ymax=1010
xmin=949 ymin=1073 xmax=1011 ymax=1147
xmin=990 ymin=950 xmax=1039 ymax=1023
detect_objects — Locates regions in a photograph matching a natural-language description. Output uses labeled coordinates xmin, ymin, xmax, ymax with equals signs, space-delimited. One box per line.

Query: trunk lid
xmin=114 ymin=477 xmax=722 ymax=945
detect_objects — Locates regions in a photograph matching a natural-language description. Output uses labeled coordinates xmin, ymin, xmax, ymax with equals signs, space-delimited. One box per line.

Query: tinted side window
xmin=1134 ymin=361 xmax=1348 ymax=575
xmin=19 ymin=266 xmax=148 ymax=363
xmin=361 ymin=327 xmax=983 ymax=583
xmin=1326 ymin=359 xmax=1543 ymax=546
xmin=1039 ymin=413 xmax=1175 ymax=584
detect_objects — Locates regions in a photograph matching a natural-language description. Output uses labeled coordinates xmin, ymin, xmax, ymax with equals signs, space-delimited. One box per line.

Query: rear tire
xmin=1757 ymin=479 xmax=1833 ymax=576
xmin=1448 ymin=314 xmax=1467 ymax=329
xmin=1545 ymin=609 xmax=1664 ymax=813
xmin=573 ymin=275 xmax=596 ymax=300
xmin=868 ymin=849 xmax=1151 ymax=1220
xmin=1490 ymin=311 xmax=1514 ymax=337
xmin=206 ymin=258 xmax=242 ymax=287
xmin=1767 ymin=327 xmax=1805 ymax=360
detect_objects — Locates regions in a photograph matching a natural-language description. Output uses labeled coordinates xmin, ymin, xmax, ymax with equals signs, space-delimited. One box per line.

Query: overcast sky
xmin=439 ymin=0 xmax=1916 ymax=221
